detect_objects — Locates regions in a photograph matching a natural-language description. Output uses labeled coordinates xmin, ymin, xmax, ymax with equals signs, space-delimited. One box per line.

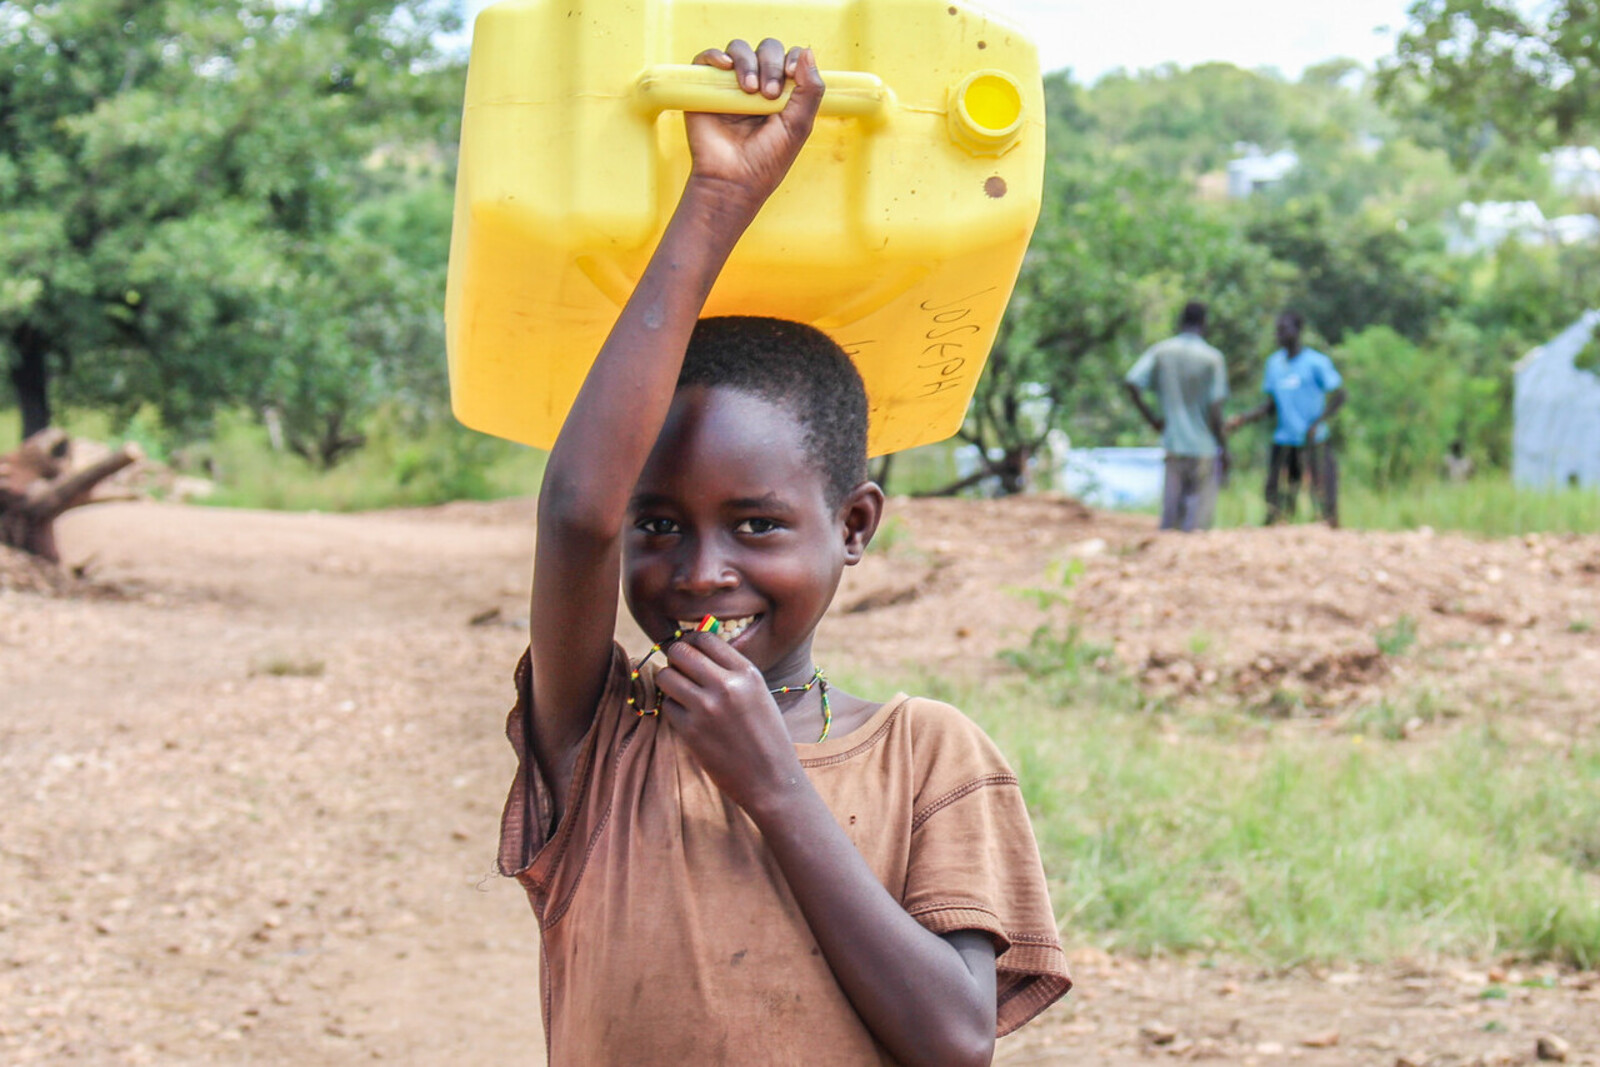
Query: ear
xmin=837 ymin=480 xmax=886 ymax=566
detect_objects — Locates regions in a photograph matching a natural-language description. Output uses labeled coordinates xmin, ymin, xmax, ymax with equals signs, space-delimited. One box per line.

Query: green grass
xmin=863 ymin=619 xmax=1600 ymax=967
xmin=197 ymin=409 xmax=546 ymax=511
xmin=1211 ymin=471 xmax=1600 ymax=536
xmin=2 ymin=405 xmax=547 ymax=512
xmin=969 ymin=679 xmax=1596 ymax=965
xmin=1374 ymin=614 xmax=1419 ymax=657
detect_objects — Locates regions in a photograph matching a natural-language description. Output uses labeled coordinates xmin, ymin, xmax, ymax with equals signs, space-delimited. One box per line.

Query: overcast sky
xmin=455 ymin=0 xmax=1417 ymax=83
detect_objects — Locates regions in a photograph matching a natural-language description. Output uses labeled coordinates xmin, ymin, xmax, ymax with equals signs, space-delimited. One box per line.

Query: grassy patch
xmin=1375 ymin=614 xmax=1419 ymax=658
xmin=1213 ymin=471 xmax=1600 ymax=536
xmin=2 ymin=405 xmax=547 ymax=512
xmin=872 ymin=611 xmax=1600 ymax=966
xmin=199 ymin=409 xmax=546 ymax=511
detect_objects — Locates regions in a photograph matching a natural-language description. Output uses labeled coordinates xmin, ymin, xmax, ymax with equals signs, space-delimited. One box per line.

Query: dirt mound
xmin=1068 ymin=524 xmax=1599 ymax=723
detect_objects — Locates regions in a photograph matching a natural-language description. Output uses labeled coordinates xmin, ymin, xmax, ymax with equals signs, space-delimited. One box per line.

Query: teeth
xmin=678 ymin=616 xmax=756 ymax=640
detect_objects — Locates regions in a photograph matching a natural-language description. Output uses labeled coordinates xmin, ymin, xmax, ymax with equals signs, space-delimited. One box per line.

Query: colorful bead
xmin=766 ymin=667 xmax=830 ymax=743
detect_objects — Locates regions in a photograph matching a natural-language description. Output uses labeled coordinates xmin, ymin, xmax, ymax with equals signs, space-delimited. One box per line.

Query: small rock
xmin=1140 ymin=1022 xmax=1178 ymax=1045
xmin=1536 ymin=1035 xmax=1570 ymax=1062
xmin=1256 ymin=1041 xmax=1285 ymax=1055
xmin=1302 ymin=1030 xmax=1340 ymax=1048
xmin=1070 ymin=538 xmax=1108 ymax=558
xmin=1395 ymin=1056 xmax=1427 ymax=1067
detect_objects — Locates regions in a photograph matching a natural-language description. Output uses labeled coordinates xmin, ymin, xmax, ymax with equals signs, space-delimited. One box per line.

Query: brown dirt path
xmin=2 ymin=497 xmax=1596 ymax=1064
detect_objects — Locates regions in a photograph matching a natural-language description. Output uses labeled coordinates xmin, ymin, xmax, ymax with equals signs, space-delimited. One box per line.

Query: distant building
xmin=1550 ymin=213 xmax=1600 ymax=245
xmin=1513 ymin=312 xmax=1600 ymax=490
xmin=1448 ymin=200 xmax=1600 ymax=254
xmin=1547 ymin=146 xmax=1600 ymax=198
xmin=1226 ymin=146 xmax=1298 ymax=199
xmin=1449 ymin=201 xmax=1549 ymax=254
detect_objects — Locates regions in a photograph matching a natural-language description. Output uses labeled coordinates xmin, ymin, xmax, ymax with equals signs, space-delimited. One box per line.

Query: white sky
xmin=456 ymin=0 xmax=1416 ymax=83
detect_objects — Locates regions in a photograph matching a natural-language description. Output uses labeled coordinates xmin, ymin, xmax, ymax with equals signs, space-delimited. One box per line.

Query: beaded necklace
xmin=627 ymin=615 xmax=832 ymax=742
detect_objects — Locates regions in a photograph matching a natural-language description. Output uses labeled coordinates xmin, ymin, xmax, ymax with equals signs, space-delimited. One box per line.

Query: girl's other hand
xmin=685 ymin=40 xmax=824 ymax=210
xmin=653 ymin=633 xmax=804 ymax=816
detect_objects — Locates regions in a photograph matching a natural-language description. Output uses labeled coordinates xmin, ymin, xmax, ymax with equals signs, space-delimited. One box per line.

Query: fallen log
xmin=0 ymin=429 xmax=142 ymax=563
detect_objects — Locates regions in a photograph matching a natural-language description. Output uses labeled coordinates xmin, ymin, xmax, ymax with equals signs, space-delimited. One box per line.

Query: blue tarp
xmin=1514 ymin=312 xmax=1600 ymax=489
xmin=1058 ymin=447 xmax=1165 ymax=509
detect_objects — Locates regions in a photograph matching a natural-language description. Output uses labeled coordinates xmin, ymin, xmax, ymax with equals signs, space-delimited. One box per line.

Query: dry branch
xmin=1 ymin=429 xmax=141 ymax=563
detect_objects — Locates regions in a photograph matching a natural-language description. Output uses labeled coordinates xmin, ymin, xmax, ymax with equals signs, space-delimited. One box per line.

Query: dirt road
xmin=2 ymin=498 xmax=1595 ymax=1064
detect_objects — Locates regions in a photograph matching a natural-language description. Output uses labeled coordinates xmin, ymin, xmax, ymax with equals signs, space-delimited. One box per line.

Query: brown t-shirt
xmin=499 ymin=645 xmax=1071 ymax=1064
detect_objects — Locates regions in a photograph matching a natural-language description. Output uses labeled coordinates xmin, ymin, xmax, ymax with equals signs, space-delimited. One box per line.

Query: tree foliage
xmin=958 ymin=45 xmax=1599 ymax=497
xmin=0 ymin=0 xmax=461 ymax=463
xmin=1381 ymin=0 xmax=1600 ymax=158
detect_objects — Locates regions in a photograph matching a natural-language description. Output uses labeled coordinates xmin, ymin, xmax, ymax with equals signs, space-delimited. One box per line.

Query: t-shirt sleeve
xmin=497 ymin=643 xmax=629 ymax=887
xmin=1124 ymin=347 xmax=1156 ymax=390
xmin=902 ymin=706 xmax=1072 ymax=1036
xmin=1210 ymin=351 xmax=1229 ymax=404
xmin=1317 ymin=353 xmax=1343 ymax=391
xmin=497 ymin=648 xmax=555 ymax=880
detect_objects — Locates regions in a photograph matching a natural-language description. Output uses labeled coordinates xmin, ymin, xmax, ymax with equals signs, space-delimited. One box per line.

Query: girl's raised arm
xmin=523 ymin=41 xmax=823 ymax=819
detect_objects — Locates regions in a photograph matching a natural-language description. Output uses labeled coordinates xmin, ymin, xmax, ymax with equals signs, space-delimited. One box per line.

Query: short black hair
xmin=678 ymin=316 xmax=868 ymax=503
xmin=1278 ymin=309 xmax=1304 ymax=332
xmin=1179 ymin=301 xmax=1208 ymax=330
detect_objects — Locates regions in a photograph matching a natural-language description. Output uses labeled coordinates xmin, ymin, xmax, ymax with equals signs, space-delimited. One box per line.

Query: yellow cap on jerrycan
xmin=445 ymin=0 xmax=1045 ymax=456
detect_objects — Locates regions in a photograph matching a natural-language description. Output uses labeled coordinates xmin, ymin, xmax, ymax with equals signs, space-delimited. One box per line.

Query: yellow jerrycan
xmin=445 ymin=0 xmax=1045 ymax=456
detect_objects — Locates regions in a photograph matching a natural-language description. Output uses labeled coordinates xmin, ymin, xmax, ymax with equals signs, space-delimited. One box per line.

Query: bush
xmin=1339 ymin=326 xmax=1465 ymax=488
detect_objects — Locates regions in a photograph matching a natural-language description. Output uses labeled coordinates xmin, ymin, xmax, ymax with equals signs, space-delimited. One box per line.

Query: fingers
xmin=654 ymin=636 xmax=749 ymax=725
xmin=664 ymin=631 xmax=747 ymax=679
xmin=755 ymin=37 xmax=787 ymax=97
xmin=724 ymin=38 xmax=759 ymax=91
xmin=692 ymin=47 xmax=734 ymax=70
xmin=715 ymin=39 xmax=819 ymax=101
xmin=781 ymin=47 xmax=824 ymax=134
xmin=651 ymin=660 xmax=699 ymax=716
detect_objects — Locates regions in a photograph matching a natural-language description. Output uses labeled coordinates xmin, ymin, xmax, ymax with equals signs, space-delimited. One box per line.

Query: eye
xmin=635 ymin=517 xmax=680 ymax=536
xmin=734 ymin=517 xmax=781 ymax=535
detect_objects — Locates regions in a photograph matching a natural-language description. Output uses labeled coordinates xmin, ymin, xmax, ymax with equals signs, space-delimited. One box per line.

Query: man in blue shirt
xmin=1228 ymin=310 xmax=1346 ymax=526
xmin=1123 ymin=301 xmax=1230 ymax=531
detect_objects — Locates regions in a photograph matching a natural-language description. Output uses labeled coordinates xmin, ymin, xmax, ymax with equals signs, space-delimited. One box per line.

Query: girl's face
xmin=623 ymin=385 xmax=878 ymax=687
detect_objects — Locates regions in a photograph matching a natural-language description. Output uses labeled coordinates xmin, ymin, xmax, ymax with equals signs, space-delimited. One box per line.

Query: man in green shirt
xmin=1123 ymin=301 xmax=1230 ymax=532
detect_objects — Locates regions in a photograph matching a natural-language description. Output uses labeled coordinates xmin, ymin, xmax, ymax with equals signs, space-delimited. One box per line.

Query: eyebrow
xmin=627 ymin=491 xmax=795 ymax=512
xmin=726 ymin=493 xmax=793 ymax=511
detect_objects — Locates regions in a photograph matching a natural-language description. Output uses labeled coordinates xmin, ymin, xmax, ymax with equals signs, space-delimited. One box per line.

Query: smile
xmin=678 ymin=615 xmax=758 ymax=641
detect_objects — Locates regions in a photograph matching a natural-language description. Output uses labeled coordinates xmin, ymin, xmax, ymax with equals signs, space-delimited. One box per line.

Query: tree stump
xmin=0 ymin=429 xmax=141 ymax=564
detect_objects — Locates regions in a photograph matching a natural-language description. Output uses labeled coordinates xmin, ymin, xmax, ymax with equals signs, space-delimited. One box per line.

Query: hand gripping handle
xmin=632 ymin=64 xmax=894 ymax=120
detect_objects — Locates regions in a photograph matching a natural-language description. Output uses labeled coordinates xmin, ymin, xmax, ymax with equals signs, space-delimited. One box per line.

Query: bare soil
xmin=2 ymin=495 xmax=1596 ymax=1065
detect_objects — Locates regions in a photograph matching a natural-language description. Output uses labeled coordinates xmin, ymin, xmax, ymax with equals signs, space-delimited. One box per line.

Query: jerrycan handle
xmin=633 ymin=64 xmax=894 ymax=120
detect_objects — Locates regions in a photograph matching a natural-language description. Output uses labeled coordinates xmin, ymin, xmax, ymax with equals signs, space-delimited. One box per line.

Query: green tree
xmin=955 ymin=156 xmax=1287 ymax=493
xmin=1243 ymin=197 xmax=1462 ymax=345
xmin=1087 ymin=63 xmax=1291 ymax=177
xmin=1382 ymin=0 xmax=1600 ymax=157
xmin=1337 ymin=326 xmax=1456 ymax=487
xmin=0 ymin=0 xmax=461 ymax=463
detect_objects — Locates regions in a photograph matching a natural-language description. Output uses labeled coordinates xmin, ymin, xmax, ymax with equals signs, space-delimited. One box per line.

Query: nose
xmin=674 ymin=534 xmax=738 ymax=595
